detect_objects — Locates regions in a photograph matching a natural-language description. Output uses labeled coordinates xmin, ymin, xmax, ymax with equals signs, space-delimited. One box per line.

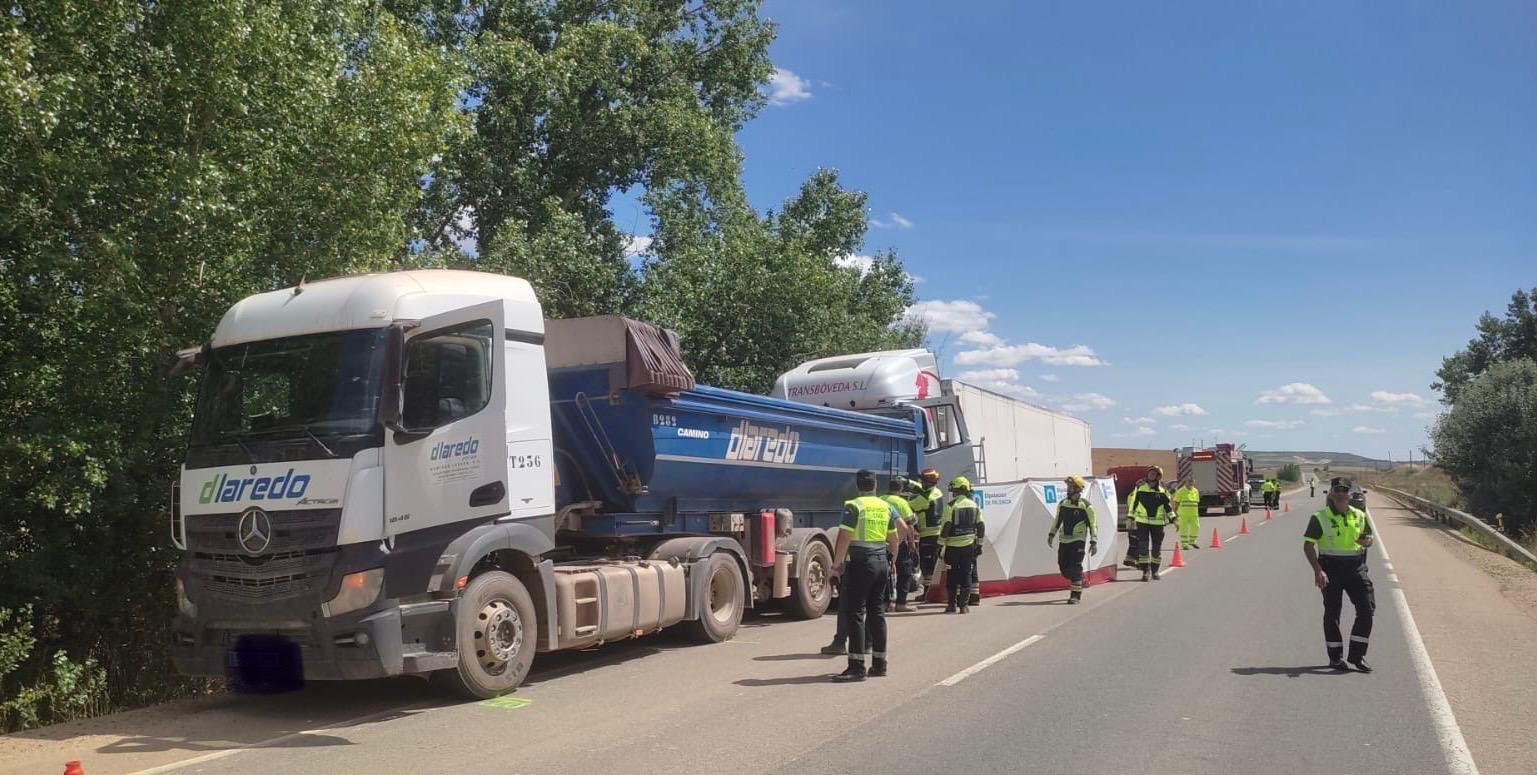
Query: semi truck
xmin=771 ymin=350 xmax=1091 ymax=484
xmin=1175 ymin=443 xmax=1252 ymax=515
xmin=169 ymin=270 xmax=931 ymax=698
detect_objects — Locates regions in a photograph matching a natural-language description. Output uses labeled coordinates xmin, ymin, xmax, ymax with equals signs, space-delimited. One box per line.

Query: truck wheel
xmin=1225 ymin=503 xmax=1240 ymax=516
xmin=435 ymin=571 xmax=536 ymax=700
xmin=685 ymin=552 xmax=744 ymax=643
xmin=1241 ymin=500 xmax=1251 ymax=514
xmin=786 ymin=540 xmax=832 ymax=620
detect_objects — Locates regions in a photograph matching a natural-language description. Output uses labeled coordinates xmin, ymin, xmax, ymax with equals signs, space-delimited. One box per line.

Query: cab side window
xmin=923 ymin=405 xmax=963 ymax=451
xmin=401 ymin=320 xmax=493 ymax=430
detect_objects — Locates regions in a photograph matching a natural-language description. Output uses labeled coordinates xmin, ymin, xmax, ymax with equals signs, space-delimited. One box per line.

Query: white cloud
xmin=1123 ymin=426 xmax=1156 ymax=437
xmin=871 ymin=212 xmax=914 ymax=230
xmin=957 ymin=369 xmax=1037 ymax=399
xmin=1039 ymin=374 xmax=1059 ymax=382
xmin=1256 ymin=383 xmax=1332 ymax=405
xmin=1246 ymin=419 xmax=1305 ymax=430
xmin=1413 ymin=411 xmax=1437 ymax=420
xmin=1061 ymin=393 xmax=1116 ymax=411
xmin=1371 ymin=390 xmax=1427 ymax=406
xmin=1153 ymin=403 xmax=1208 ymax=417
xmin=834 ymin=254 xmax=873 ymax=273
xmin=1310 ymin=408 xmax=1338 ymax=417
xmin=958 ymin=330 xmax=1003 ymax=347
xmin=1123 ymin=416 xmax=1156 ymax=425
xmin=766 ymin=67 xmax=813 ymax=106
xmin=623 ymin=234 xmax=654 ymax=257
xmin=1352 ymin=426 xmax=1387 ymax=434
xmin=1169 ymin=423 xmax=1191 ymax=431
xmin=955 ymin=343 xmax=1105 ymax=367
xmin=906 ymin=299 xmax=995 ymax=334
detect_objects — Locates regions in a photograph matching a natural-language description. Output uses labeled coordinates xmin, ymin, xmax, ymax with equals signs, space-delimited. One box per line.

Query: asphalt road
xmin=4 ymin=487 xmax=1514 ymax=775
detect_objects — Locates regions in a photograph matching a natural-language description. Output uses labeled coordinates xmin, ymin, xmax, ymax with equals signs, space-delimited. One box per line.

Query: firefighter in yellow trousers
xmin=1174 ymin=480 xmax=1202 ymax=550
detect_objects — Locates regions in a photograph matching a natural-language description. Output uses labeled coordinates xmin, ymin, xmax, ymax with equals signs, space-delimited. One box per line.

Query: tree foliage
xmin=1277 ymin=463 xmax=1301 ymax=482
xmin=1430 ymin=359 xmax=1537 ymax=538
xmin=1433 ymin=287 xmax=1537 ymax=404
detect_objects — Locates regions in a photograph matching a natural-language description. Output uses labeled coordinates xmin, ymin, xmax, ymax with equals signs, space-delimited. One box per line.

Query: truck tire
xmin=435 ymin=571 xmax=537 ymax=700
xmin=1240 ymin=499 xmax=1251 ymax=514
xmin=785 ymin=539 xmax=833 ymax=620
xmin=1225 ymin=502 xmax=1240 ymax=516
xmin=685 ymin=552 xmax=744 ymax=643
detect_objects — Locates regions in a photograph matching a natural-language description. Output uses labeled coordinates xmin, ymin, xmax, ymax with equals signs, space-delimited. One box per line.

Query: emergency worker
xmin=1127 ymin=466 xmax=1174 ymax=581
xmin=829 ymin=470 xmax=902 ymax=682
xmin=939 ymin=476 xmax=984 ymax=613
xmin=883 ymin=476 xmax=919 ymax=612
xmin=1303 ymin=477 xmax=1376 ymax=672
xmin=907 ymin=468 xmax=945 ymax=591
xmin=1174 ymin=479 xmax=1203 ymax=550
xmin=1046 ymin=476 xmax=1099 ymax=604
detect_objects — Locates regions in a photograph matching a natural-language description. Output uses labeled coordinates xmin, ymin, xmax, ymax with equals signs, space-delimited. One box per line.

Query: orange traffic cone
xmin=1284 ymin=501 xmax=1291 ymax=513
xmin=1240 ymin=517 xmax=1250 ymax=534
xmin=1169 ymin=543 xmax=1186 ymax=568
xmin=64 ymin=762 xmax=84 ymax=775
xmin=1266 ymin=508 xmax=1273 ymax=520
xmin=1209 ymin=528 xmax=1223 ymax=549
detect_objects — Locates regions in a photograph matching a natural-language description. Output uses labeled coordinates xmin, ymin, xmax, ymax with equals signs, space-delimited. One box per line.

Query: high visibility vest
xmin=1175 ymin=486 xmax=1202 ymax=516
xmin=1127 ymin=483 xmax=1171 ymax=525
xmin=1052 ymin=499 xmax=1095 ymax=543
xmin=882 ymin=494 xmax=916 ymax=525
xmin=843 ymin=495 xmax=894 ymax=547
xmin=1262 ymin=480 xmax=1277 ymax=492
xmin=940 ymin=496 xmax=982 ymax=547
xmin=911 ymin=485 xmax=945 ymax=537
xmin=1310 ymin=506 xmax=1369 ymax=557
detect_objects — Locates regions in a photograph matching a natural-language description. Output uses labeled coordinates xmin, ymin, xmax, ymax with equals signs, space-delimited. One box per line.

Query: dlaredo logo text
xmin=725 ymin=420 xmax=801 ymax=464
xmin=430 ymin=437 xmax=479 ymax=460
xmin=199 ymin=469 xmax=311 ymax=504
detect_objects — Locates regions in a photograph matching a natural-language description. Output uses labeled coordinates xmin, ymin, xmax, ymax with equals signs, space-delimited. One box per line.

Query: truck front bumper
xmin=172 ymin=606 xmax=410 ymax=683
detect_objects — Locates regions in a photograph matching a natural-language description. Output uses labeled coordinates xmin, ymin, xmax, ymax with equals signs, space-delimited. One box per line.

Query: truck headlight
xmin=175 ymin=578 xmax=196 ymax=618
xmin=322 ymin=569 xmax=384 ymax=618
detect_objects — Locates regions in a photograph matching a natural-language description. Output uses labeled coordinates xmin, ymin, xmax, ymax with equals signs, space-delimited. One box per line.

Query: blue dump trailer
xmin=172 ymin=270 xmax=930 ymax=698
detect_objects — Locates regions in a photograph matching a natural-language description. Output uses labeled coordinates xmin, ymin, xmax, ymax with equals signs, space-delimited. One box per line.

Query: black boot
xmin=868 ymin=658 xmax=888 ymax=678
xmin=832 ymin=663 xmax=866 ymax=682
xmin=1349 ymin=655 xmax=1372 ymax=673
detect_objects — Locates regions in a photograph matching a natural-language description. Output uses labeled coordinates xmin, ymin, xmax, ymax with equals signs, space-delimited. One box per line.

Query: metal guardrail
xmin=1375 ymin=486 xmax=1537 ymax=567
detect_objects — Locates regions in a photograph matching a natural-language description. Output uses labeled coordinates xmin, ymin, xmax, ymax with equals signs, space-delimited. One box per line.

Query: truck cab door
xmin=383 ymin=302 xmax=508 ymax=538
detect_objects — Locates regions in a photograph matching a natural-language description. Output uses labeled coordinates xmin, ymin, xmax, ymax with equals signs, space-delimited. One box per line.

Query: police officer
xmin=883 ymin=476 xmax=920 ymax=612
xmin=1046 ymin=475 xmax=1098 ymax=604
xmin=830 ymin=469 xmax=902 ymax=682
xmin=939 ymin=476 xmax=984 ymax=613
xmin=1174 ymin=478 xmax=1202 ymax=550
xmin=907 ymin=468 xmax=945 ymax=592
xmin=1127 ymin=466 xmax=1174 ymax=581
xmin=1263 ymin=476 xmax=1279 ymax=509
xmin=1303 ymin=477 xmax=1376 ymax=672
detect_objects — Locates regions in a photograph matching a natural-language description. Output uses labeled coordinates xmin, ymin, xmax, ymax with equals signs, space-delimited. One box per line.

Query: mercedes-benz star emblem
xmin=237 ymin=507 xmax=273 ymax=555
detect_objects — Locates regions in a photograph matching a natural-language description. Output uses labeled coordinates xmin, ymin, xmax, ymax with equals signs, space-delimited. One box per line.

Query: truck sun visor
xmin=545 ymin=315 xmax=695 ymax=396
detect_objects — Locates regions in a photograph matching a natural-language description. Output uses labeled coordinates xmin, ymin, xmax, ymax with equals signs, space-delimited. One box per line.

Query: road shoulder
xmin=1369 ymin=492 xmax=1537 ymax=775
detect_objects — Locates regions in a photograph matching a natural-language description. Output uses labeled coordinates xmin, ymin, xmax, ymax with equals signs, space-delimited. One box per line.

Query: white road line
xmin=936 ymin=634 xmax=1044 ymax=687
xmin=1370 ymin=518 xmax=1480 ymax=775
xmin=125 ymin=705 xmax=422 ymax=775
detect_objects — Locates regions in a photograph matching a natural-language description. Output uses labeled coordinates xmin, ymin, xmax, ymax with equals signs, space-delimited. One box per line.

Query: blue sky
xmin=623 ymin=1 xmax=1536 ymax=459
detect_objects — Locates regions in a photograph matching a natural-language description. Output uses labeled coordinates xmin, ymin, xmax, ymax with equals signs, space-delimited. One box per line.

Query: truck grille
xmin=184 ymin=509 xmax=342 ymax=607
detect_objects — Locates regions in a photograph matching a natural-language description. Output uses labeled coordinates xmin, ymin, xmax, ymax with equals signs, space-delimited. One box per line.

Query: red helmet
xmin=920 ymin=468 xmax=940 ymax=484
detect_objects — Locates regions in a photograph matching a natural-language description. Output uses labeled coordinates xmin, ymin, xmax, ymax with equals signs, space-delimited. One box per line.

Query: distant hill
xmin=1245 ymin=450 xmax=1391 ymax=469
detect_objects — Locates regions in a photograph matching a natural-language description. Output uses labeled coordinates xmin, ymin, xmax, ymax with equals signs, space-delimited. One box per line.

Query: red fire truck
xmin=1176 ymin=443 xmax=1252 ymax=515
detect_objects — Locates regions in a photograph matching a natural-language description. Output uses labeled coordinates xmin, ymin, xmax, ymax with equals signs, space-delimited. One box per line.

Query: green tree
xmin=636 ymin=169 xmax=922 ymax=393
xmin=1278 ymin=463 xmax=1301 ymax=482
xmin=1430 ymin=359 xmax=1537 ymax=537
xmin=0 ymin=0 xmax=460 ymax=726
xmin=1433 ymin=287 xmax=1537 ymax=403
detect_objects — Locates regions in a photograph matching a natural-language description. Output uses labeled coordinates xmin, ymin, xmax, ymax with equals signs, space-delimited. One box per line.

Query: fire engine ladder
xmin=972 ymin=441 xmax=988 ymax=484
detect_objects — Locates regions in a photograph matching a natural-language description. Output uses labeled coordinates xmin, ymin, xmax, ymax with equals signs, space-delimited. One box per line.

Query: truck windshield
xmin=191 ymin=329 xmax=386 ymax=445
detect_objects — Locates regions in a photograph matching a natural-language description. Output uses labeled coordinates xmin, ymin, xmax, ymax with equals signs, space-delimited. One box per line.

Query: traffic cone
xmin=1209 ymin=528 xmax=1223 ymax=549
xmin=1266 ymin=508 xmax=1273 ymax=520
xmin=1284 ymin=501 xmax=1291 ymax=513
xmin=1169 ymin=543 xmax=1185 ymax=568
xmin=64 ymin=762 xmax=84 ymax=775
xmin=1240 ymin=517 xmax=1250 ymax=534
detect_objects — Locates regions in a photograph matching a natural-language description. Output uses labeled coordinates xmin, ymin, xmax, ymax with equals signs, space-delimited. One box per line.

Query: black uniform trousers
xmin=1320 ymin=555 xmax=1374 ymax=661
xmin=1057 ymin=541 xmax=1086 ymax=590
xmin=841 ymin=549 xmax=890 ymax=667
xmin=1135 ymin=521 xmax=1166 ymax=571
xmin=943 ymin=545 xmax=976 ymax=605
xmin=893 ymin=541 xmax=915 ymax=605
xmin=918 ymin=536 xmax=940 ymax=582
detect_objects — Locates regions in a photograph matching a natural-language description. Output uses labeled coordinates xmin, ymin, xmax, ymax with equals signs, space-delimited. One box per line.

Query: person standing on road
xmin=1046 ymin=476 xmax=1099 ymax=604
xmin=1174 ymin=479 xmax=1203 ymax=550
xmin=883 ymin=476 xmax=920 ymax=612
xmin=908 ymin=468 xmax=946 ymax=594
xmin=829 ymin=469 xmax=902 ymax=682
xmin=1127 ymin=466 xmax=1174 ymax=581
xmin=939 ymin=476 xmax=985 ymax=613
xmin=1262 ymin=476 xmax=1279 ymax=510
xmin=1303 ymin=477 xmax=1377 ymax=673
xmin=1307 ymin=472 xmax=1317 ymax=498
